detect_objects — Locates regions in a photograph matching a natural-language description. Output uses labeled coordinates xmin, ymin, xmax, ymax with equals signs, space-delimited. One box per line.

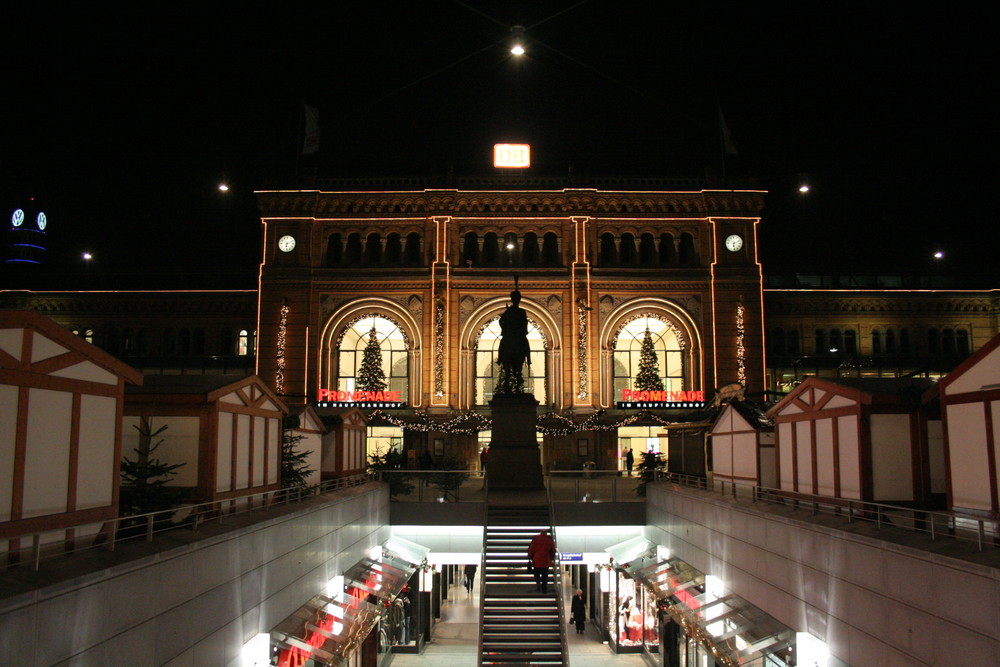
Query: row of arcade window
xmin=461 ymin=232 xmax=561 ymax=267
xmin=333 ymin=314 xmax=686 ymax=406
xmin=599 ymin=232 xmax=698 ymax=267
xmin=73 ymin=327 xmax=256 ymax=356
xmin=325 ymin=233 xmax=423 ymax=268
xmin=769 ymin=327 xmax=970 ymax=356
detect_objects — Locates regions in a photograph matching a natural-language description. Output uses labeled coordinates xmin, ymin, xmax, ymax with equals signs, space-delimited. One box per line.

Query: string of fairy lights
xmin=736 ymin=303 xmax=746 ymax=386
xmin=275 ymin=302 xmax=289 ymax=394
xmin=366 ymin=408 xmax=711 ymax=436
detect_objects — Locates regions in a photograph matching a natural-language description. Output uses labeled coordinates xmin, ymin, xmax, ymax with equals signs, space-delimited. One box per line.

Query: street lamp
xmin=510 ymin=25 xmax=526 ymax=55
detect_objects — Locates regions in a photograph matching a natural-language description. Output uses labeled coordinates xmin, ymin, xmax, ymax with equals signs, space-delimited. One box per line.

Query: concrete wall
xmin=0 ymin=483 xmax=389 ymax=667
xmin=646 ymin=483 xmax=1000 ymax=667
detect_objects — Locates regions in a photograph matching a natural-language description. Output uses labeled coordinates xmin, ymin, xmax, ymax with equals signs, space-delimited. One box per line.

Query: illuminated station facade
xmin=256 ymin=174 xmax=766 ymax=470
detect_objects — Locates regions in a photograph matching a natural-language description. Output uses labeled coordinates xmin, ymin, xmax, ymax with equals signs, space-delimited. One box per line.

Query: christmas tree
xmin=357 ymin=327 xmax=387 ymax=392
xmin=120 ymin=417 xmax=186 ymax=515
xmin=281 ymin=418 xmax=315 ymax=490
xmin=634 ymin=328 xmax=664 ymax=391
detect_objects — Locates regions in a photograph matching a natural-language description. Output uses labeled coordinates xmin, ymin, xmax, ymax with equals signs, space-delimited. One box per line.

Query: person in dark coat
xmin=624 ymin=447 xmax=634 ymax=476
xmin=527 ymin=529 xmax=556 ymax=593
xmin=464 ymin=563 xmax=478 ymax=594
xmin=570 ymin=589 xmax=586 ymax=634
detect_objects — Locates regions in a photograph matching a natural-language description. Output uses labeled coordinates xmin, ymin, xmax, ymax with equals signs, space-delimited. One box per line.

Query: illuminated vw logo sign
xmin=36 ymin=212 xmax=47 ymax=230
xmin=11 ymin=209 xmax=24 ymax=228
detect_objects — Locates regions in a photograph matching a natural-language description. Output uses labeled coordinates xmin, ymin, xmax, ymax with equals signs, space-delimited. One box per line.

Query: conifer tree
xmin=120 ymin=418 xmax=186 ymax=516
xmin=357 ymin=327 xmax=387 ymax=392
xmin=281 ymin=430 xmax=314 ymax=489
xmin=634 ymin=328 xmax=664 ymax=392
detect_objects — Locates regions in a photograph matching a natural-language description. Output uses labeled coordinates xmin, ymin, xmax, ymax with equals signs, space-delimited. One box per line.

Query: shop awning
xmin=384 ymin=535 xmax=430 ymax=566
xmin=623 ymin=555 xmax=794 ymax=666
xmin=271 ymin=592 xmax=383 ymax=667
xmin=271 ymin=549 xmax=421 ymax=667
xmin=604 ymin=535 xmax=655 ymax=564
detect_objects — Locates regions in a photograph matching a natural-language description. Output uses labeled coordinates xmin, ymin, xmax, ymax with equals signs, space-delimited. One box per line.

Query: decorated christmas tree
xmin=357 ymin=327 xmax=387 ymax=392
xmin=633 ymin=328 xmax=664 ymax=392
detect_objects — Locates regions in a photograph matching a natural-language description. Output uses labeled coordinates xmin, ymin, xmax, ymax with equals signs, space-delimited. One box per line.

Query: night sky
xmin=3 ymin=3 xmax=995 ymax=289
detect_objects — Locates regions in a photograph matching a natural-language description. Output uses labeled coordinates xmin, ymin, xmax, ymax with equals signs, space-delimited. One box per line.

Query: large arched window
xmin=612 ymin=315 xmax=685 ymax=397
xmin=337 ymin=316 xmax=409 ymax=401
xmin=474 ymin=316 xmax=546 ymax=405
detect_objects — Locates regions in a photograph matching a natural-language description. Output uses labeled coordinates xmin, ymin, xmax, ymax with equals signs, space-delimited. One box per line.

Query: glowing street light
xmin=798 ymin=183 xmax=810 ymax=194
xmin=82 ymin=252 xmax=93 ymax=261
xmin=218 ymin=183 xmax=230 ymax=192
xmin=933 ymin=251 xmax=945 ymax=259
xmin=510 ymin=25 xmax=526 ymax=55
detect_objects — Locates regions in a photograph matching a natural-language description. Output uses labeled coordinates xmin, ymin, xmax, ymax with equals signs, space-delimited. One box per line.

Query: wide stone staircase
xmin=480 ymin=505 xmax=566 ymax=665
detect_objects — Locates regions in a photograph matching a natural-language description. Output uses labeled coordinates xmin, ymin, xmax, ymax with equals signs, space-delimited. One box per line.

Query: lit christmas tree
xmin=633 ymin=328 xmax=664 ymax=391
xmin=357 ymin=327 xmax=387 ymax=391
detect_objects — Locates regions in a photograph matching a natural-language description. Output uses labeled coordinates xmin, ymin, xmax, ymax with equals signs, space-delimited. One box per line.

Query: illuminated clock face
xmin=36 ymin=212 xmax=47 ymax=230
xmin=278 ymin=235 xmax=296 ymax=252
xmin=11 ymin=209 xmax=24 ymax=227
xmin=725 ymin=234 xmax=743 ymax=252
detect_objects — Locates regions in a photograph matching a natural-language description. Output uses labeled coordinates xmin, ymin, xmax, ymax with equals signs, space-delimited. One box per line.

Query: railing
xmin=378 ymin=469 xmax=483 ymax=502
xmin=545 ymin=469 xmax=646 ymax=503
xmin=547 ymin=480 xmax=570 ymax=665
xmin=4 ymin=474 xmax=373 ymax=572
xmin=670 ymin=475 xmax=1000 ymax=552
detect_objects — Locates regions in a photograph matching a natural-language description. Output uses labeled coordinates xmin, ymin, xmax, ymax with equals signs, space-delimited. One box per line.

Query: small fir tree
xmin=357 ymin=327 xmax=387 ymax=392
xmin=635 ymin=450 xmax=666 ymax=497
xmin=120 ymin=418 xmax=186 ymax=516
xmin=281 ymin=418 xmax=315 ymax=489
xmin=633 ymin=328 xmax=664 ymax=392
xmin=368 ymin=445 xmax=414 ymax=499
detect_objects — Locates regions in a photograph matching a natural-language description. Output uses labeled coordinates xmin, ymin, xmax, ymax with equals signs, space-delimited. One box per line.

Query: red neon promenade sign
xmin=616 ymin=389 xmax=706 ymax=409
xmin=315 ymin=388 xmax=406 ymax=408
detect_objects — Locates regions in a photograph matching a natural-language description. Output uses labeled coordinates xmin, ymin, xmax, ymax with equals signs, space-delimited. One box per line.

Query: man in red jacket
xmin=527 ymin=529 xmax=556 ymax=593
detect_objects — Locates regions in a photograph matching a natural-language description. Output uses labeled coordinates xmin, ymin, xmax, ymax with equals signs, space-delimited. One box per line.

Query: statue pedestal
xmin=488 ymin=394 xmax=544 ymax=491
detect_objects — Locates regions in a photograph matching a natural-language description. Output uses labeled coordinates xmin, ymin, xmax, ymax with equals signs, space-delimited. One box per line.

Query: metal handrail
xmin=5 ymin=474 xmax=373 ymax=572
xmin=477 ymin=473 xmax=488 ymax=667
xmin=672 ymin=476 xmax=1000 ymax=552
xmin=547 ymin=476 xmax=570 ymax=665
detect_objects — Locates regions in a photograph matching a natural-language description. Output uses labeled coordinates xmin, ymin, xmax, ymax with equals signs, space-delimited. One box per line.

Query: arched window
xmin=384 ymin=233 xmax=402 ymax=266
xmin=928 ymin=328 xmax=941 ymax=354
xmin=404 ymin=232 xmax=422 ymax=265
xmin=829 ymin=329 xmax=842 ymax=353
xmin=337 ymin=316 xmax=410 ymax=401
xmin=84 ymin=329 xmax=94 ymax=344
xmin=326 ymin=233 xmax=343 ymax=267
xmin=474 ymin=317 xmax=546 ymax=405
xmin=365 ymin=233 xmax=383 ymax=265
xmin=678 ymin=233 xmax=698 ymax=266
xmin=238 ymin=330 xmax=250 ymax=356
xmin=872 ymin=329 xmax=882 ymax=355
xmin=942 ymin=328 xmax=956 ymax=354
xmin=619 ymin=233 xmax=637 ymax=266
xmin=639 ymin=233 xmax=657 ymax=267
xmin=600 ymin=233 xmax=617 ymax=266
xmin=542 ymin=232 xmax=559 ymax=266
xmin=503 ymin=232 xmax=520 ymax=266
xmin=815 ymin=329 xmax=827 ymax=355
xmin=345 ymin=234 xmax=363 ymax=265
xmin=193 ymin=328 xmax=205 ymax=354
xmin=886 ymin=329 xmax=897 ymax=355
xmin=522 ymin=232 xmax=539 ymax=266
xmin=612 ymin=316 xmax=685 ymax=398
xmin=482 ymin=232 xmax=500 ymax=265
xmin=957 ymin=329 xmax=970 ymax=355
xmin=843 ymin=329 xmax=857 ymax=355
xmin=659 ymin=233 xmax=676 ymax=265
xmin=178 ymin=328 xmax=191 ymax=354
xmin=463 ymin=232 xmax=480 ymax=267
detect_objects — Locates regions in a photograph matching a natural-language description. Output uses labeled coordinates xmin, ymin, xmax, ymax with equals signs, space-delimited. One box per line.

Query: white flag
xmin=302 ymin=105 xmax=320 ymax=155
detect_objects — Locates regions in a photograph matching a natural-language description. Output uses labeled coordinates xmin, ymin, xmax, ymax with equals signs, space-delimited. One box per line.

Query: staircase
xmin=480 ymin=505 xmax=566 ymax=666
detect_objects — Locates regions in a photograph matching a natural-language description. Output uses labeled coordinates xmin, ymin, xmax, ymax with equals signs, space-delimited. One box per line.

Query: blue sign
xmin=560 ymin=552 xmax=583 ymax=562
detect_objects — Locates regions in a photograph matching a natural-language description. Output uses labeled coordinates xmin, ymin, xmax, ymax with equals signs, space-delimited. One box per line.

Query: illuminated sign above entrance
xmin=616 ymin=389 xmax=706 ymax=409
xmin=315 ymin=388 xmax=406 ymax=409
xmin=493 ymin=143 xmax=531 ymax=168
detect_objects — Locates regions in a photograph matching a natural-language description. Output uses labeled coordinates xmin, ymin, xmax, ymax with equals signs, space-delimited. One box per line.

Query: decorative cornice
xmin=257 ymin=189 xmax=765 ymax=218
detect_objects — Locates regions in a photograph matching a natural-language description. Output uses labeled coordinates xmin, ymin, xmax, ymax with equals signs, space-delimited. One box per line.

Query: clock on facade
xmin=725 ymin=234 xmax=744 ymax=252
xmin=278 ymin=235 xmax=296 ymax=252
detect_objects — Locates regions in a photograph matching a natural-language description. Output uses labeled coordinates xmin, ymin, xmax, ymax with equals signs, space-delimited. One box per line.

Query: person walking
xmin=527 ymin=529 xmax=556 ymax=593
xmin=570 ymin=589 xmax=587 ymax=634
xmin=624 ymin=447 xmax=634 ymax=476
xmin=464 ymin=563 xmax=478 ymax=594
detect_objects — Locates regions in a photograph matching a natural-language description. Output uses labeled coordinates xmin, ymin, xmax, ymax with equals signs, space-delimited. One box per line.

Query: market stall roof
xmin=271 ymin=592 xmax=383 ymax=667
xmin=384 ymin=535 xmax=430 ymax=566
xmin=343 ymin=555 xmax=416 ymax=604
